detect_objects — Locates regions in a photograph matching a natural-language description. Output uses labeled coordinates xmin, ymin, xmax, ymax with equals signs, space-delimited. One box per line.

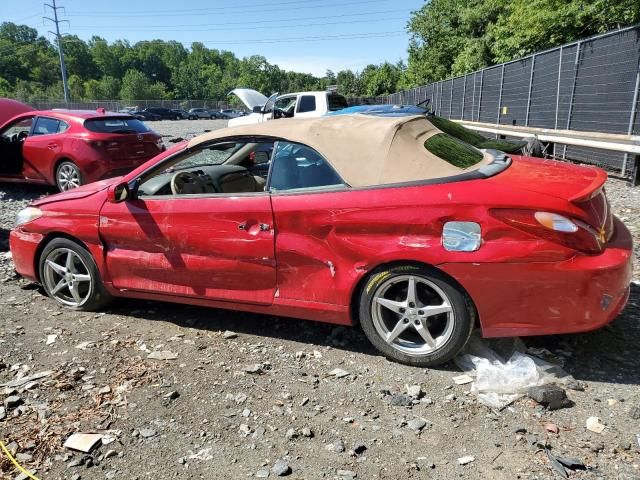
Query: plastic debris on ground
xmin=454 ymin=335 xmax=577 ymax=409
xmin=63 ymin=433 xmax=102 ymax=453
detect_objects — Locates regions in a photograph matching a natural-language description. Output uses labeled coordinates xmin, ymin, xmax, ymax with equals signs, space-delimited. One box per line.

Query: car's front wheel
xmin=358 ymin=265 xmax=474 ymax=367
xmin=55 ymin=161 xmax=82 ymax=192
xmin=39 ymin=238 xmax=112 ymax=311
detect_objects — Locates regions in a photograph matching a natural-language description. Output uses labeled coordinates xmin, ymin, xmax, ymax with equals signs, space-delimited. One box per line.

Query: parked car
xmin=188 ymin=108 xmax=220 ymax=120
xmin=9 ymin=114 xmax=631 ymax=367
xmin=131 ymin=110 xmax=160 ymax=121
xmin=171 ymin=109 xmax=190 ymax=120
xmin=0 ymin=100 xmax=164 ymax=191
xmin=219 ymin=109 xmax=242 ymax=119
xmin=118 ymin=107 xmax=137 ymax=115
xmin=228 ymin=88 xmax=348 ymax=126
xmin=143 ymin=107 xmax=180 ymax=120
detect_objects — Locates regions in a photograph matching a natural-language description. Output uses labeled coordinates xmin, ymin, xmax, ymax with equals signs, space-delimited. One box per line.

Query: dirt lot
xmin=0 ymin=120 xmax=639 ymax=480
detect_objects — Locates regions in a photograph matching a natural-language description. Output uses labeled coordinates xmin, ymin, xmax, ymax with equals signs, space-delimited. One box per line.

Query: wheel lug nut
xmin=418 ymin=310 xmax=424 ymax=315
xmin=409 ymin=302 xmax=415 ymax=308
xmin=414 ymin=320 xmax=420 ymax=325
xmin=403 ymin=318 xmax=409 ymax=323
xmin=399 ymin=308 xmax=405 ymax=313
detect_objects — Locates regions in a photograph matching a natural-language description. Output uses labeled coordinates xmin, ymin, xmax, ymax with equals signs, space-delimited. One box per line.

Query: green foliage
xmin=0 ymin=21 xmax=406 ymax=102
xmin=424 ymin=133 xmax=484 ymax=168
xmin=120 ymin=69 xmax=167 ymax=100
xmin=404 ymin=0 xmax=640 ymax=85
xmin=429 ymin=115 xmax=526 ymax=153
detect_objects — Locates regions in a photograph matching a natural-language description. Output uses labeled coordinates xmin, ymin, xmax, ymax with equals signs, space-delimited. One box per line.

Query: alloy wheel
xmin=57 ymin=163 xmax=81 ymax=191
xmin=42 ymin=248 xmax=92 ymax=307
xmin=371 ymin=274 xmax=455 ymax=356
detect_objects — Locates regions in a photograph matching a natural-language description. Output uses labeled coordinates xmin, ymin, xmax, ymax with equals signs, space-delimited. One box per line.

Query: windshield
xmin=84 ymin=117 xmax=150 ymax=134
xmin=167 ymin=143 xmax=244 ymax=172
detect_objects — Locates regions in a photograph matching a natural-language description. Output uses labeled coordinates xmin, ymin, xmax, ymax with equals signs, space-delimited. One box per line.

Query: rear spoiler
xmin=569 ymin=168 xmax=608 ymax=203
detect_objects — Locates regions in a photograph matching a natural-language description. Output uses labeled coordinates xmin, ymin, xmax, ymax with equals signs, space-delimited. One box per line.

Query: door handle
xmin=47 ymin=143 xmax=57 ymax=150
xmin=238 ymin=223 xmax=247 ymax=230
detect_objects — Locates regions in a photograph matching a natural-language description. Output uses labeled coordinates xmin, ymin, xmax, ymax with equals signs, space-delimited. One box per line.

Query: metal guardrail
xmin=456 ymin=120 xmax=640 ymax=185
xmin=371 ymin=25 xmax=640 ymax=181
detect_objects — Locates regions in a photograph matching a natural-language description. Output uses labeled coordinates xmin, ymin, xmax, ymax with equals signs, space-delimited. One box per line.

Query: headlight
xmin=15 ymin=207 xmax=43 ymax=227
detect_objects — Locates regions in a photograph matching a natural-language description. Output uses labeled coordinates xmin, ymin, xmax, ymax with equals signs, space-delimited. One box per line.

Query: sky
xmin=1 ymin=0 xmax=425 ymax=76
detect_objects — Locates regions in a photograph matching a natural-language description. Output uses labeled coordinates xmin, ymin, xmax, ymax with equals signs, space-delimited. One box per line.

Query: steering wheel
xmin=17 ymin=131 xmax=28 ymax=142
xmin=274 ymin=108 xmax=287 ymax=119
xmin=170 ymin=171 xmax=206 ymax=195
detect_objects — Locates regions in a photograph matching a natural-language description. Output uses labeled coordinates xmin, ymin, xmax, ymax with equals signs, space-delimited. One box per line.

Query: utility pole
xmin=44 ymin=0 xmax=70 ymax=103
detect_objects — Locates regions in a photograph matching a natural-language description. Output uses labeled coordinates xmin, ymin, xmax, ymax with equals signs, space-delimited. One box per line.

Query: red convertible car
xmin=0 ymin=99 xmax=164 ymax=191
xmin=9 ymin=115 xmax=632 ymax=366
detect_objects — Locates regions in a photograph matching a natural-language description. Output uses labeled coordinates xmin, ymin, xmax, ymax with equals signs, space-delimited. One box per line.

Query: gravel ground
xmin=0 ymin=120 xmax=638 ymax=480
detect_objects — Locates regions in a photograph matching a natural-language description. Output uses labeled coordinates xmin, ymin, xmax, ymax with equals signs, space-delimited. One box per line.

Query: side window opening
xmin=297 ymin=95 xmax=316 ymax=113
xmin=269 ymin=141 xmax=346 ymax=192
xmin=1 ymin=117 xmax=33 ymax=140
xmin=33 ymin=117 xmax=62 ymax=136
xmin=136 ymin=140 xmax=274 ymax=197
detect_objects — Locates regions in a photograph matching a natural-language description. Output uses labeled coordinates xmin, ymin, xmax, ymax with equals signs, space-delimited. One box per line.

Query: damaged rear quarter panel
xmin=270 ymin=180 xmax=580 ymax=308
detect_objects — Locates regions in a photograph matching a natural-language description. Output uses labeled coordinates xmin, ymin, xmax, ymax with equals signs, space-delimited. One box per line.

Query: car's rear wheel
xmin=55 ymin=161 xmax=82 ymax=192
xmin=39 ymin=238 xmax=112 ymax=311
xmin=358 ymin=265 xmax=474 ymax=367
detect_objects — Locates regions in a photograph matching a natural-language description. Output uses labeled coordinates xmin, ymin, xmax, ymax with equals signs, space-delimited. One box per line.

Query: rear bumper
xmin=84 ymin=156 xmax=153 ymax=183
xmin=9 ymin=228 xmax=43 ymax=282
xmin=440 ymin=216 xmax=633 ymax=337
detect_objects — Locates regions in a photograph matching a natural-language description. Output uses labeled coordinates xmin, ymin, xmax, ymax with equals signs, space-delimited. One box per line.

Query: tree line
xmin=1 ymin=0 xmax=638 ymax=102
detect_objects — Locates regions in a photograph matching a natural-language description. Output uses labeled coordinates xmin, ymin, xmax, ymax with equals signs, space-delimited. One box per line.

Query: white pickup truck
xmin=228 ymin=88 xmax=349 ymax=127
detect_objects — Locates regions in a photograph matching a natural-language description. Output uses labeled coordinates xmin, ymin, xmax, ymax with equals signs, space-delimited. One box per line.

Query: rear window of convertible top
xmin=84 ymin=117 xmax=150 ymax=134
xmin=424 ymin=133 xmax=484 ymax=169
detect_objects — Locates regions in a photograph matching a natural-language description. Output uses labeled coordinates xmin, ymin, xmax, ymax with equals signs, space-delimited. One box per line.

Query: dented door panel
xmin=99 ymin=194 xmax=276 ymax=305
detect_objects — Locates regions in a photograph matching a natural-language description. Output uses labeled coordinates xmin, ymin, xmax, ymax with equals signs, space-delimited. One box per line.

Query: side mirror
xmin=252 ymin=106 xmax=263 ymax=114
xmin=107 ymin=182 xmax=130 ymax=203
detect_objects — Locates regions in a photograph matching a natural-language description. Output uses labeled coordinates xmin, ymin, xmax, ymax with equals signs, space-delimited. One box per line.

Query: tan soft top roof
xmin=188 ymin=115 xmax=489 ymax=187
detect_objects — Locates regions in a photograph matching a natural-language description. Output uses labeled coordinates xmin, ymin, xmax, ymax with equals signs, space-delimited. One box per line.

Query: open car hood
xmin=229 ymin=88 xmax=269 ymax=110
xmin=0 ymin=98 xmax=34 ymax=126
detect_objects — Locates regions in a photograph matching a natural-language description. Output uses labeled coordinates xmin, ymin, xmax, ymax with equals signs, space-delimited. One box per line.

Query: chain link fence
xmin=374 ymin=25 xmax=640 ymax=178
xmin=28 ymin=99 xmax=238 ymax=112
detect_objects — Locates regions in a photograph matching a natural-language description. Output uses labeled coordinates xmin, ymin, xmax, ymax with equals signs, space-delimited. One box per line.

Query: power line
xmin=65 ymin=0 xmax=398 ymax=18
xmin=0 ymin=30 xmax=405 ymax=55
xmin=43 ymin=0 xmax=69 ymax=103
xmin=62 ymin=30 xmax=406 ymax=46
xmin=68 ymin=8 xmax=406 ymax=30
xmin=70 ymin=16 xmax=407 ymax=33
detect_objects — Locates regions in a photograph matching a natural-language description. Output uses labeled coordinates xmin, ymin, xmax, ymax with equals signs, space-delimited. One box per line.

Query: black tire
xmin=55 ymin=160 xmax=83 ymax=192
xmin=39 ymin=237 xmax=113 ymax=311
xmin=210 ymin=115 xmax=216 ymax=120
xmin=358 ymin=264 xmax=475 ymax=367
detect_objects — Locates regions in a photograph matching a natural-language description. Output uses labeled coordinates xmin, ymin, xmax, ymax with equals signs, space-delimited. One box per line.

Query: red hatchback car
xmin=9 ymin=115 xmax=633 ymax=366
xmin=0 ymin=99 xmax=164 ymax=191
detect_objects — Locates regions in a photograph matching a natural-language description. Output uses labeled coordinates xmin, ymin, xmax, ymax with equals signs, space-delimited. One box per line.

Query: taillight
xmin=84 ymin=139 xmax=119 ymax=149
xmin=491 ymin=209 xmax=603 ymax=254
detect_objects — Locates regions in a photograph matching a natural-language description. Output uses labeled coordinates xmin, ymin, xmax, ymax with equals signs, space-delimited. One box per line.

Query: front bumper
xmin=440 ymin=216 xmax=633 ymax=337
xmin=9 ymin=228 xmax=44 ymax=282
